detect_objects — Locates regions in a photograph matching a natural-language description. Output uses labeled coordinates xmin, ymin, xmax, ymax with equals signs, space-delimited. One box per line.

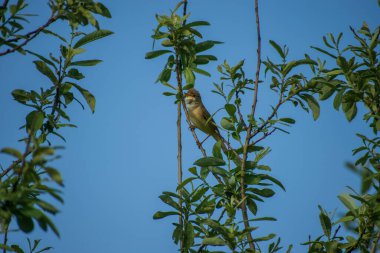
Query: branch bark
xmin=0 ymin=13 xmax=59 ymax=56
xmin=239 ymin=0 xmax=262 ymax=251
xmin=371 ymin=231 xmax=380 ymax=253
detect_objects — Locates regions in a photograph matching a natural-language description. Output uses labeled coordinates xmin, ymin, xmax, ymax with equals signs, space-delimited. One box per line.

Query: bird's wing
xmin=202 ymin=107 xmax=221 ymax=140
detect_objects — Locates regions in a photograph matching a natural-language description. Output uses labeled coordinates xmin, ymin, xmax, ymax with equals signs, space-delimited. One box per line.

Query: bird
xmin=184 ymin=88 xmax=221 ymax=141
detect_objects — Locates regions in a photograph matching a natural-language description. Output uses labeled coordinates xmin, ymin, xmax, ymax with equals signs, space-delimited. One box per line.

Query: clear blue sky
xmin=0 ymin=0 xmax=379 ymax=252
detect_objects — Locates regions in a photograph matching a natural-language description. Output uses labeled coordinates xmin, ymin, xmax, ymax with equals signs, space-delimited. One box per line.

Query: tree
xmin=146 ymin=1 xmax=380 ymax=252
xmin=0 ymin=1 xmax=112 ymax=251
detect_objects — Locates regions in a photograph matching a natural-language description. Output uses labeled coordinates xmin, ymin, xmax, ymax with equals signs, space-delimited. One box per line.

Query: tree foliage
xmin=0 ymin=0 xmax=112 ymax=251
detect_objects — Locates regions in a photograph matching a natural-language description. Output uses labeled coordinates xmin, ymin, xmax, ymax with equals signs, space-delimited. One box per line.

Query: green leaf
xmin=250 ymin=188 xmax=275 ymax=197
xmin=319 ymin=85 xmax=335 ymax=101
xmin=253 ymin=233 xmax=276 ymax=242
xmin=70 ymin=60 xmax=102 ymax=66
xmin=159 ymin=195 xmax=180 ymax=211
xmin=192 ymin=68 xmax=211 ymax=77
xmin=269 ymin=40 xmax=285 ymax=58
xmin=1 ymin=147 xmax=22 ymax=159
xmin=70 ymin=83 xmax=96 ymax=113
xmin=176 ymin=177 xmax=196 ymax=191
xmin=333 ymin=89 xmax=345 ymax=111
xmin=26 ymin=111 xmax=44 ymax=133
xmin=212 ymin=141 xmax=223 ymax=159
xmin=279 ymin=118 xmax=295 ymax=124
xmin=247 ymin=198 xmax=257 ymax=215
xmin=194 ymin=157 xmax=226 ymax=167
xmin=311 ymin=46 xmax=337 ymax=59
xmin=45 ymin=167 xmax=63 ymax=186
xmin=94 ymin=2 xmax=112 ymax=18
xmin=183 ymin=21 xmax=210 ymax=28
xmin=17 ymin=215 xmax=34 ymax=233
xmin=33 ymin=61 xmax=57 ymax=83
xmin=73 ymin=30 xmax=113 ymax=49
xmin=221 ymin=117 xmax=234 ymax=131
xmin=184 ymin=68 xmax=195 ymax=85
xmin=287 ymin=59 xmax=317 ymax=75
xmin=260 ymin=174 xmax=286 ymax=191
xmin=67 ymin=68 xmax=85 ymax=80
xmin=345 ymin=103 xmax=357 ymax=122
xmin=195 ymin=40 xmax=222 ymax=53
xmin=302 ymin=94 xmax=320 ymax=120
xmin=26 ymin=50 xmax=56 ymax=69
xmin=334 ymin=215 xmax=354 ymax=224
xmin=153 ymin=211 xmax=179 ymax=220
xmin=202 ymin=237 xmax=225 ymax=246
xmin=12 ymin=89 xmax=30 ymax=103
xmin=319 ymin=211 xmax=331 ymax=238
xmin=42 ymin=29 xmax=67 ymax=42
xmin=184 ymin=222 xmax=194 ymax=249
xmin=145 ymin=50 xmax=172 ymax=59
xmin=338 ymin=194 xmax=357 ymax=215
xmin=225 ymin=104 xmax=236 ymax=117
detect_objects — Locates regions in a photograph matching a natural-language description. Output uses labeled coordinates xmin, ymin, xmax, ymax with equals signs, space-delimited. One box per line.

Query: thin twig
xmin=1 ymin=0 xmax=10 ymax=8
xmin=0 ymin=13 xmax=58 ymax=56
xmin=238 ymin=1 xmax=262 ymax=251
xmin=332 ymin=225 xmax=341 ymax=239
xmin=12 ymin=135 xmax=32 ymax=191
xmin=250 ymin=93 xmax=286 ymax=141
xmin=176 ymin=2 xmax=188 ymax=252
xmin=197 ymin=244 xmax=205 ymax=253
xmin=2 ymin=222 xmax=8 ymax=253
xmin=371 ymin=231 xmax=380 ymax=253
xmin=253 ymin=128 xmax=276 ymax=145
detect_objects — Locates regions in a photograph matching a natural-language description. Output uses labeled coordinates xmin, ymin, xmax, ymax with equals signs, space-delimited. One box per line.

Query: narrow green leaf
xmin=338 ymin=194 xmax=357 ymax=215
xmin=202 ymin=237 xmax=225 ymax=246
xmin=192 ymin=68 xmax=211 ymax=77
xmin=70 ymin=83 xmax=96 ymax=113
xmin=184 ymin=68 xmax=195 ymax=84
xmin=184 ymin=222 xmax=194 ymax=249
xmin=33 ymin=61 xmax=57 ymax=83
xmin=212 ymin=141 xmax=223 ymax=159
xmin=70 ymin=60 xmax=102 ymax=66
xmin=1 ymin=147 xmax=22 ymax=159
xmin=26 ymin=111 xmax=44 ymax=133
xmin=153 ymin=211 xmax=179 ymax=220
xmin=145 ymin=50 xmax=172 ymax=59
xmin=194 ymin=157 xmax=226 ymax=167
xmin=45 ymin=167 xmax=63 ymax=186
xmin=345 ymin=103 xmax=357 ymax=122
xmin=73 ymin=30 xmax=113 ymax=49
xmin=253 ymin=233 xmax=276 ymax=242
xmin=176 ymin=177 xmax=196 ymax=191
xmin=42 ymin=29 xmax=67 ymax=42
xmin=319 ymin=212 xmax=331 ymax=238
xmin=279 ymin=118 xmax=295 ymax=124
xmin=333 ymin=89 xmax=345 ymax=111
xmin=302 ymin=94 xmax=320 ymax=120
xmin=311 ymin=46 xmax=337 ymax=59
xmin=195 ymin=40 xmax=222 ymax=53
xmin=183 ymin=21 xmax=210 ymax=28
xmin=269 ymin=40 xmax=285 ymax=58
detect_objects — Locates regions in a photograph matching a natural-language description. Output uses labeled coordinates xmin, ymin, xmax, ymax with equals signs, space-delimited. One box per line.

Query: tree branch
xmin=1 ymin=0 xmax=10 ymax=9
xmin=371 ymin=231 xmax=380 ymax=253
xmin=0 ymin=13 xmax=58 ymax=56
xmin=238 ymin=1 xmax=262 ymax=251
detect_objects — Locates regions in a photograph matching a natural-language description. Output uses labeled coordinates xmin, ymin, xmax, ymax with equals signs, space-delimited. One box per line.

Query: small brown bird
xmin=184 ymin=88 xmax=221 ymax=141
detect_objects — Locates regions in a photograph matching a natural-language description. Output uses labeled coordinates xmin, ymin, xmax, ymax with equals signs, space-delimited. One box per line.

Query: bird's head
xmin=185 ymin=88 xmax=202 ymax=109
